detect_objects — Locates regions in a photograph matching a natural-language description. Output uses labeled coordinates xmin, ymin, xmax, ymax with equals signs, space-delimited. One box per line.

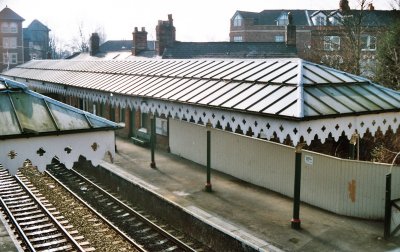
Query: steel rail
xmin=14 ymin=175 xmax=86 ymax=252
xmin=0 ymin=197 xmax=36 ymax=252
xmin=50 ymin=165 xmax=197 ymax=252
xmin=44 ymin=170 xmax=147 ymax=252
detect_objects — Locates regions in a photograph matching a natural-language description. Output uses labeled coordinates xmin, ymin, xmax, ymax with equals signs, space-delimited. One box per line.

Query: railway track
xmin=47 ymin=161 xmax=200 ymax=252
xmin=0 ymin=165 xmax=91 ymax=252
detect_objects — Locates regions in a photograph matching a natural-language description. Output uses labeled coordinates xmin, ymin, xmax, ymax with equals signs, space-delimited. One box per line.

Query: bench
xmin=131 ymin=128 xmax=151 ymax=146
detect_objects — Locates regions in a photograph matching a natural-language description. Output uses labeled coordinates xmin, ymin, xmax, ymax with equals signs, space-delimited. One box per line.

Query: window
xmin=3 ymin=37 xmax=17 ymax=48
xmin=324 ymin=36 xmax=340 ymax=51
xmin=329 ymin=16 xmax=341 ymax=25
xmin=3 ymin=53 xmax=17 ymax=64
xmin=361 ymin=35 xmax=376 ymax=51
xmin=275 ymin=35 xmax=284 ymax=42
xmin=9 ymin=23 xmax=17 ymax=33
xmin=233 ymin=14 xmax=242 ymax=27
xmin=1 ymin=22 xmax=17 ymax=33
xmin=277 ymin=13 xmax=289 ymax=26
xmin=1 ymin=23 xmax=7 ymax=33
xmin=141 ymin=112 xmax=148 ymax=128
xmin=120 ymin=108 xmax=125 ymax=122
xmin=233 ymin=36 xmax=243 ymax=42
xmin=315 ymin=16 xmax=326 ymax=26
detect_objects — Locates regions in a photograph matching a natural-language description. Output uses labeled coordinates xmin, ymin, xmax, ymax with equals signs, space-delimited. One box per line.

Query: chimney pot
xmin=142 ymin=27 xmax=145 ymax=32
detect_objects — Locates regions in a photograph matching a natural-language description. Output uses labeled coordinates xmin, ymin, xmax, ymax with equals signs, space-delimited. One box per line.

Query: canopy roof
xmin=0 ymin=77 xmax=120 ymax=139
xmin=3 ymin=58 xmax=400 ymax=145
xmin=4 ymin=58 xmax=400 ymax=120
xmin=0 ymin=77 xmax=120 ymax=175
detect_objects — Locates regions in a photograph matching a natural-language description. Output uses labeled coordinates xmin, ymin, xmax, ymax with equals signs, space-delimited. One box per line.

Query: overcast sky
xmin=3 ymin=0 xmax=396 ymax=45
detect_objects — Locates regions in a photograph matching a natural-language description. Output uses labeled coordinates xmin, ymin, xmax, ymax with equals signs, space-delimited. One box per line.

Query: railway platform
xmin=111 ymin=137 xmax=400 ymax=252
xmin=0 ymin=209 xmax=19 ymax=252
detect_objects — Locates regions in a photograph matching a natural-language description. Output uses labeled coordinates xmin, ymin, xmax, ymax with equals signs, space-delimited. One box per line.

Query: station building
xmin=2 ymin=57 xmax=400 ymax=219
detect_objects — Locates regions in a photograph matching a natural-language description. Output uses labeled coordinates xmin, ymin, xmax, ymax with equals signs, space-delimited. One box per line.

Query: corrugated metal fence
xmin=170 ymin=119 xmax=400 ymax=219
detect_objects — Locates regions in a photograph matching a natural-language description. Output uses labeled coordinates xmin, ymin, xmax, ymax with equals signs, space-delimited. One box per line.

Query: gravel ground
xmin=20 ymin=166 xmax=140 ymax=252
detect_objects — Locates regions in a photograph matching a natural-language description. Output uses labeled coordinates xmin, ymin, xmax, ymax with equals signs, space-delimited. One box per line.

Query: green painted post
xmin=100 ymin=102 xmax=105 ymax=117
xmin=111 ymin=106 xmax=115 ymax=122
xmin=167 ymin=116 xmax=171 ymax=153
xmin=150 ymin=115 xmax=156 ymax=168
xmin=129 ymin=107 xmax=135 ymax=138
xmin=384 ymin=173 xmax=392 ymax=239
xmin=205 ymin=122 xmax=212 ymax=192
xmin=291 ymin=144 xmax=303 ymax=229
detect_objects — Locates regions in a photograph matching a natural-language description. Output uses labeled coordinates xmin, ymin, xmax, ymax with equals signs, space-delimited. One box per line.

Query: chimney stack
xmin=156 ymin=14 xmax=176 ymax=56
xmin=132 ymin=27 xmax=148 ymax=56
xmin=90 ymin=33 xmax=100 ymax=56
xmin=368 ymin=3 xmax=375 ymax=10
xmin=285 ymin=12 xmax=296 ymax=47
xmin=339 ymin=0 xmax=350 ymax=12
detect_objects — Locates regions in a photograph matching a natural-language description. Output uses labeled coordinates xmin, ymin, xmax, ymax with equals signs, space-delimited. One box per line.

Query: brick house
xmin=229 ymin=1 xmax=400 ymax=77
xmin=0 ymin=6 xmax=24 ymax=72
xmin=23 ymin=19 xmax=51 ymax=61
xmin=82 ymin=14 xmax=297 ymax=61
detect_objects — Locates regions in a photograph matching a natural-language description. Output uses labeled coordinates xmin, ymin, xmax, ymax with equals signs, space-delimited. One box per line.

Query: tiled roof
xmin=235 ymin=9 xmax=400 ymax=26
xmin=99 ymin=40 xmax=133 ymax=52
xmin=0 ymin=77 xmax=120 ymax=139
xmin=99 ymin=40 xmax=156 ymax=53
xmin=162 ymin=42 xmax=297 ymax=59
xmin=26 ymin=19 xmax=50 ymax=31
xmin=3 ymin=58 xmax=400 ymax=120
xmin=0 ymin=6 xmax=24 ymax=21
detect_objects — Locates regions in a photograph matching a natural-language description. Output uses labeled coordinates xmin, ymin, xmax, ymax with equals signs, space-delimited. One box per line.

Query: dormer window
xmin=233 ymin=14 xmax=243 ymax=27
xmin=328 ymin=11 xmax=342 ymax=25
xmin=276 ymin=12 xmax=289 ymax=26
xmin=315 ymin=16 xmax=326 ymax=26
xmin=311 ymin=11 xmax=327 ymax=26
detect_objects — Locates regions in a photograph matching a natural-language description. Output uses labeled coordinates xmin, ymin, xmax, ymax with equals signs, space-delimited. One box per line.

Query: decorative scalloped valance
xmin=26 ymin=81 xmax=400 ymax=146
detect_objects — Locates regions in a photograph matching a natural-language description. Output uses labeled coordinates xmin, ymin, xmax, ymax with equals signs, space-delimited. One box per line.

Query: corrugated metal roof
xmin=3 ymin=58 xmax=400 ymax=120
xmin=0 ymin=77 xmax=120 ymax=138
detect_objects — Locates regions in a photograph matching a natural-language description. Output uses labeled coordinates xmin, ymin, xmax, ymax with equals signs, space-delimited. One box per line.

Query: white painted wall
xmin=170 ymin=119 xmax=400 ymax=219
xmin=0 ymin=131 xmax=116 ymax=175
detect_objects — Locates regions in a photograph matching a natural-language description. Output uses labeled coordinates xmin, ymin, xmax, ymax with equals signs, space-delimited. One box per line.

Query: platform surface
xmin=110 ymin=137 xmax=400 ymax=251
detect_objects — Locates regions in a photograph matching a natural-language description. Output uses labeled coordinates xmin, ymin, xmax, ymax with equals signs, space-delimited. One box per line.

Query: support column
xmin=129 ymin=107 xmax=136 ymax=138
xmin=291 ymin=143 xmax=304 ymax=229
xmin=100 ymin=102 xmax=105 ymax=118
xmin=167 ymin=116 xmax=171 ymax=153
xmin=110 ymin=106 xmax=116 ymax=122
xmin=150 ymin=114 xmax=156 ymax=168
xmin=205 ymin=121 xmax=212 ymax=192
xmin=384 ymin=173 xmax=392 ymax=239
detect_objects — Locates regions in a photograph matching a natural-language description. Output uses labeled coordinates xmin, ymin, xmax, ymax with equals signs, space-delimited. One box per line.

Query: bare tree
xmin=375 ymin=20 xmax=400 ymax=89
xmin=71 ymin=22 xmax=90 ymax=53
xmin=304 ymin=0 xmax=385 ymax=78
xmin=339 ymin=0 xmax=373 ymax=75
xmin=390 ymin=0 xmax=400 ymax=10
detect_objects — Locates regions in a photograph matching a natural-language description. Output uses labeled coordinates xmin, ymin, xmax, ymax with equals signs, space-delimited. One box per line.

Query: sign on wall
xmin=156 ymin=117 xmax=168 ymax=136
